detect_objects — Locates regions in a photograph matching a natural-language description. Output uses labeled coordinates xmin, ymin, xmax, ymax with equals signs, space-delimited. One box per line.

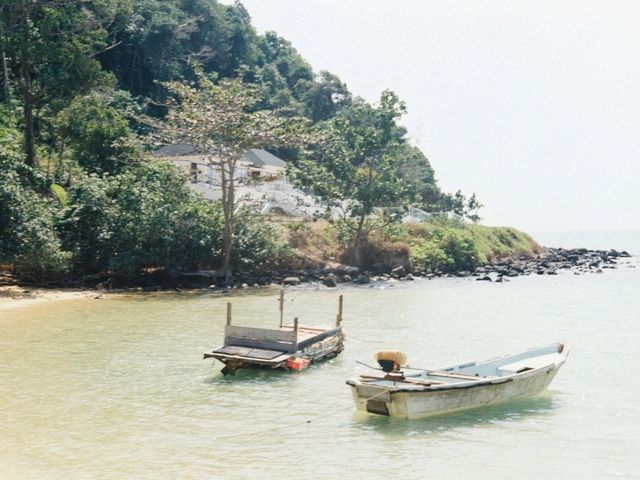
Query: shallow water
xmin=1 ymin=241 xmax=639 ymax=479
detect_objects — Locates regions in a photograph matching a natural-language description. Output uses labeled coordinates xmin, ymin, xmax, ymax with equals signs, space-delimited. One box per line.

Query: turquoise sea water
xmin=0 ymin=232 xmax=638 ymax=479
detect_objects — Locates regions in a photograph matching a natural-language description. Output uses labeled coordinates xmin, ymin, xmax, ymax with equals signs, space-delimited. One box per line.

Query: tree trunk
xmin=21 ymin=73 xmax=36 ymax=166
xmin=0 ymin=23 xmax=10 ymax=103
xmin=352 ymin=215 xmax=367 ymax=268
xmin=351 ymin=163 xmax=375 ymax=268
xmin=221 ymin=159 xmax=236 ymax=285
xmin=17 ymin=0 xmax=37 ymax=166
xmin=19 ymin=67 xmax=36 ymax=166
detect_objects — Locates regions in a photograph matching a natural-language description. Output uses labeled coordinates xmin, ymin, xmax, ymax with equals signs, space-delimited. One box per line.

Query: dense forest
xmin=0 ymin=0 xmax=490 ymax=284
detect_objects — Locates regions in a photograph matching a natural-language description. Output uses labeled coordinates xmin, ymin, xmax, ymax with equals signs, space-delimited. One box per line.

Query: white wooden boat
xmin=347 ymin=342 xmax=567 ymax=419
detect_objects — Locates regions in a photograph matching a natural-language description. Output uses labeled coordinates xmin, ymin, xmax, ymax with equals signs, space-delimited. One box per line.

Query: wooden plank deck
xmin=205 ymin=292 xmax=345 ymax=373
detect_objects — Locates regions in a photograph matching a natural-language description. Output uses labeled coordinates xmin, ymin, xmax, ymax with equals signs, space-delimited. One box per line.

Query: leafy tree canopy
xmin=56 ymin=91 xmax=137 ymax=175
xmin=293 ymin=90 xmax=417 ymax=266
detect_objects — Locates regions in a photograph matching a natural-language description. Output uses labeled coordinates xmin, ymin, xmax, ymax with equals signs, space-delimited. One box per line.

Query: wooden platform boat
xmin=204 ymin=292 xmax=345 ymax=375
xmin=347 ymin=342 xmax=567 ymax=419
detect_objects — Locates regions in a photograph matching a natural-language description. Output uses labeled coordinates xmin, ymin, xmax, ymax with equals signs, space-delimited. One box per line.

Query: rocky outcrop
xmin=409 ymin=248 xmax=631 ymax=282
xmin=42 ymin=247 xmax=630 ymax=292
xmin=472 ymin=248 xmax=631 ymax=279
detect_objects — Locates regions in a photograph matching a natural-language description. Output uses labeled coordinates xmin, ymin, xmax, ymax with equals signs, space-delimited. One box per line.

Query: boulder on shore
xmin=391 ymin=266 xmax=406 ymax=278
xmin=322 ymin=276 xmax=337 ymax=288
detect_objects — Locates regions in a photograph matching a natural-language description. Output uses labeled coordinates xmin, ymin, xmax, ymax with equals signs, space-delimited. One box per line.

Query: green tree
xmin=439 ymin=190 xmax=484 ymax=223
xmin=257 ymin=31 xmax=313 ymax=91
xmin=294 ymin=91 xmax=415 ymax=267
xmin=58 ymin=159 xmax=292 ymax=277
xmin=411 ymin=227 xmax=481 ymax=273
xmin=97 ymin=0 xmax=259 ymax=96
xmin=0 ymin=0 xmax=119 ymax=166
xmin=295 ymin=71 xmax=351 ymax=122
xmin=97 ymin=0 xmax=196 ymax=96
xmin=56 ymin=91 xmax=137 ymax=175
xmin=397 ymin=144 xmax=442 ymax=209
xmin=0 ymin=136 xmax=71 ymax=280
xmin=0 ymin=18 xmax=10 ymax=102
xmin=147 ymin=67 xmax=307 ymax=279
xmin=59 ymin=160 xmax=223 ymax=275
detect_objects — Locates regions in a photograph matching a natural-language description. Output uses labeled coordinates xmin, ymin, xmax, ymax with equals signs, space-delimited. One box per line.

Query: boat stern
xmin=346 ymin=379 xmax=413 ymax=417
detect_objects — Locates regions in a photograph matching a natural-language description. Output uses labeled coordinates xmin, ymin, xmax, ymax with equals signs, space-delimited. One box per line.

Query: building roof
xmin=242 ymin=149 xmax=286 ymax=168
xmin=152 ymin=144 xmax=196 ymax=156
xmin=153 ymin=145 xmax=286 ymax=169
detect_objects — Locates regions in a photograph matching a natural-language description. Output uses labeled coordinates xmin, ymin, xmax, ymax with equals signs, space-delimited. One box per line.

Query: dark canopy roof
xmin=153 ymin=145 xmax=285 ymax=168
xmin=242 ymin=149 xmax=286 ymax=168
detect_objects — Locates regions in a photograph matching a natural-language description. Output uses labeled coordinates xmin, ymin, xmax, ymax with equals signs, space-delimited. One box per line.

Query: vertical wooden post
xmin=279 ymin=289 xmax=284 ymax=327
xmin=226 ymin=302 xmax=232 ymax=325
xmin=292 ymin=317 xmax=299 ymax=351
xmin=336 ymin=295 xmax=343 ymax=326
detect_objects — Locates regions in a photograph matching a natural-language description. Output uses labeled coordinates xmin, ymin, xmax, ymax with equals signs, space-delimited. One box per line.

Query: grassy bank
xmin=279 ymin=219 xmax=543 ymax=274
xmin=401 ymin=220 xmax=543 ymax=273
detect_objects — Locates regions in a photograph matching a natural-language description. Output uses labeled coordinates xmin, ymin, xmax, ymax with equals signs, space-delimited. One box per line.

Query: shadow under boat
xmin=352 ymin=392 xmax=560 ymax=437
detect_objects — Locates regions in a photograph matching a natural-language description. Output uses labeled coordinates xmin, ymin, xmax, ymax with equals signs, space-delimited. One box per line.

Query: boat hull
xmin=349 ymin=361 xmax=563 ymax=419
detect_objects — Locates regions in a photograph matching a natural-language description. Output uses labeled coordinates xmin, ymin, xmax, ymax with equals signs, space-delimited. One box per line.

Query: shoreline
xmin=0 ymin=247 xmax=634 ymax=312
xmin=0 ymin=286 xmax=101 ymax=312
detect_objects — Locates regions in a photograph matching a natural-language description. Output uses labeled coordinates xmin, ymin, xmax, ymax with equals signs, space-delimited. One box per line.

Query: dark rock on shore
xmin=471 ymin=247 xmax=624 ymax=279
xmin=5 ymin=245 xmax=631 ymax=293
xmin=391 ymin=266 xmax=406 ymax=278
xmin=322 ymin=275 xmax=337 ymax=288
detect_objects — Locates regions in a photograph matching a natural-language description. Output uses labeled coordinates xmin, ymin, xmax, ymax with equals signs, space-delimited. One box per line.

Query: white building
xmin=153 ymin=144 xmax=287 ymax=185
xmin=154 ymin=144 xmax=325 ymax=218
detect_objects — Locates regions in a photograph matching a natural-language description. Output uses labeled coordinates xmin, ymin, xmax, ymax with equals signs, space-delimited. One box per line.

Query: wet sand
xmin=0 ymin=286 xmax=101 ymax=311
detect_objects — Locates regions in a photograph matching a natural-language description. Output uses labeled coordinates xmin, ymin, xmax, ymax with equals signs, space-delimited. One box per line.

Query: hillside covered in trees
xmin=0 ymin=0 xmax=506 ymax=285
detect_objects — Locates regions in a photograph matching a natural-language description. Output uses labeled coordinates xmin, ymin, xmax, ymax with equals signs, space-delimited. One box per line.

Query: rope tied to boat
xmin=207 ymin=388 xmax=392 ymax=442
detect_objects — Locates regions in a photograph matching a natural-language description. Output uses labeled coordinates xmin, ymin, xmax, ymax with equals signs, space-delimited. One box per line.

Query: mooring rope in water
xmin=208 ymin=388 xmax=391 ymax=442
xmin=342 ymin=332 xmax=386 ymax=344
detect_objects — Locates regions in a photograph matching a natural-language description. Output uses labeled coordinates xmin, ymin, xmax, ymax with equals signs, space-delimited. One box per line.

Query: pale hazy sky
xmin=226 ymin=0 xmax=640 ymax=232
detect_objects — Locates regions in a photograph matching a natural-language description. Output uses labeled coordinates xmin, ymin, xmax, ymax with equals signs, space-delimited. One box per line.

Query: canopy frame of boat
xmin=347 ymin=342 xmax=567 ymax=419
xmin=204 ymin=291 xmax=345 ymax=375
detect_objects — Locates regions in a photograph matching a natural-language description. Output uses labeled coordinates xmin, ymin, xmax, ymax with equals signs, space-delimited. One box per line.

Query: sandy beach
xmin=0 ymin=285 xmax=100 ymax=312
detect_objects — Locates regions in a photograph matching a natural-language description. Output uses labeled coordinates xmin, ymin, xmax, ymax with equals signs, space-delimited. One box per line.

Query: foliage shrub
xmin=234 ymin=209 xmax=297 ymax=272
xmin=59 ymin=160 xmax=220 ymax=274
xmin=411 ymin=227 xmax=481 ymax=272
xmin=282 ymin=221 xmax=341 ymax=268
xmin=58 ymin=159 xmax=293 ymax=276
xmin=405 ymin=219 xmax=541 ymax=272
xmin=0 ymin=156 xmax=71 ymax=280
xmin=464 ymin=224 xmax=542 ymax=261
xmin=56 ymin=92 xmax=137 ymax=175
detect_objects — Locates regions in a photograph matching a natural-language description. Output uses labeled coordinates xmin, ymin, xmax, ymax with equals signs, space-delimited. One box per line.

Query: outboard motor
xmin=374 ymin=350 xmax=407 ymax=373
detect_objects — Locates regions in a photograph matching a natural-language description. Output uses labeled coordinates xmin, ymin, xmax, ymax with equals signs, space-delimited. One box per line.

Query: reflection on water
xmin=354 ymin=394 xmax=559 ymax=438
xmin=203 ymin=364 xmax=297 ymax=385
